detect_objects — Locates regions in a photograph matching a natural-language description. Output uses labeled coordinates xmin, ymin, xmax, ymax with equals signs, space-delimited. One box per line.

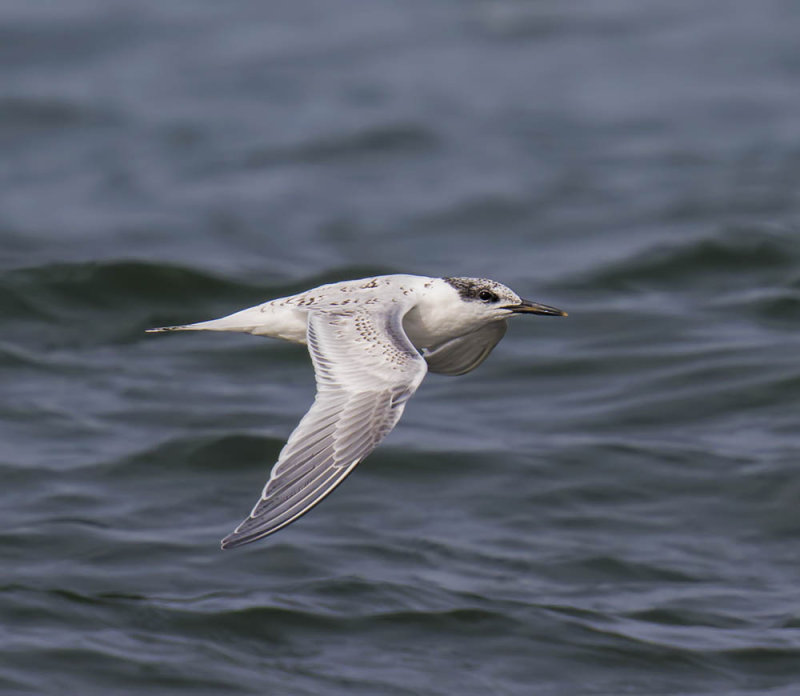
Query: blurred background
xmin=2 ymin=1 xmax=800 ymax=694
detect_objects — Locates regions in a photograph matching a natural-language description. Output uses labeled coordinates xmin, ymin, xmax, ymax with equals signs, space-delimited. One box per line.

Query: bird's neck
xmin=402 ymin=279 xmax=477 ymax=350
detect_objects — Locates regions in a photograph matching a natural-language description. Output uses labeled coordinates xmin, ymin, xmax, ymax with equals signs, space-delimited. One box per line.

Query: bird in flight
xmin=147 ymin=274 xmax=566 ymax=548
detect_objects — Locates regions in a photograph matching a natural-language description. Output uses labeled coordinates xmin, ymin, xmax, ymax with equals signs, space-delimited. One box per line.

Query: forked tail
xmin=146 ymin=304 xmax=272 ymax=335
xmin=145 ymin=320 xmax=223 ymax=333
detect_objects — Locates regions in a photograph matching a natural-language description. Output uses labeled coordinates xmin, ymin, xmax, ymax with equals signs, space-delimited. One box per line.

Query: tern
xmin=147 ymin=274 xmax=566 ymax=548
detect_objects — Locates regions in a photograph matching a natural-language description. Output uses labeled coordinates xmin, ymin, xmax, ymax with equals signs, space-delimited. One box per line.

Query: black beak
xmin=505 ymin=299 xmax=568 ymax=317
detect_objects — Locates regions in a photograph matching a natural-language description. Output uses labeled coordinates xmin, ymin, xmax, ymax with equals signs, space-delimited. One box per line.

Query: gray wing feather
xmin=423 ymin=321 xmax=507 ymax=376
xmin=221 ymin=305 xmax=427 ymax=549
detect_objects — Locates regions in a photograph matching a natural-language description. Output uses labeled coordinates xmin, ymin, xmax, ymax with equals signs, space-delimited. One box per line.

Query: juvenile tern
xmin=147 ymin=274 xmax=566 ymax=549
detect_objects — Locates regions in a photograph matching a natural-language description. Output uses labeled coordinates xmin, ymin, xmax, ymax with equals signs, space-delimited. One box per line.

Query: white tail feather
xmin=146 ymin=302 xmax=308 ymax=343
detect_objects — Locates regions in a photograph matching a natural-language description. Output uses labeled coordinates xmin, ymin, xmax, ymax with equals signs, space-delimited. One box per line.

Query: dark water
xmin=3 ymin=1 xmax=800 ymax=694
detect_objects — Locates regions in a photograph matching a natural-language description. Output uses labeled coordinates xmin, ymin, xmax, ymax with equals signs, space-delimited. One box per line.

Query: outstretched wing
xmin=422 ymin=321 xmax=507 ymax=376
xmin=221 ymin=305 xmax=427 ymax=549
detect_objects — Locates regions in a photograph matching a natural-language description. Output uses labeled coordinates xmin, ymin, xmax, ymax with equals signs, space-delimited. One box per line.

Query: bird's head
xmin=443 ymin=277 xmax=567 ymax=323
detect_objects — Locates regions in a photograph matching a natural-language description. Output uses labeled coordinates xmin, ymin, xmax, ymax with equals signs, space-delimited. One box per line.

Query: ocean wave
xmin=574 ymin=227 xmax=797 ymax=292
xmin=242 ymin=123 xmax=438 ymax=170
xmin=0 ymin=339 xmax=61 ymax=369
xmin=1 ymin=261 xmax=254 ymax=316
xmin=0 ymin=95 xmax=113 ymax=130
xmin=88 ymin=433 xmax=284 ymax=478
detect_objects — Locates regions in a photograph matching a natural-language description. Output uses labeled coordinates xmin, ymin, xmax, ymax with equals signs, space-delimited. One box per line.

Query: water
xmin=2 ymin=1 xmax=800 ymax=694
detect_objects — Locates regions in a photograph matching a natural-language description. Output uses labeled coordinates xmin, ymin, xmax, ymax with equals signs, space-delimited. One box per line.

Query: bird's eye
xmin=478 ymin=290 xmax=497 ymax=302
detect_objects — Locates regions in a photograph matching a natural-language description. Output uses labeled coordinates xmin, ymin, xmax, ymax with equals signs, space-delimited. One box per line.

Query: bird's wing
xmin=422 ymin=321 xmax=507 ymax=376
xmin=221 ymin=304 xmax=427 ymax=549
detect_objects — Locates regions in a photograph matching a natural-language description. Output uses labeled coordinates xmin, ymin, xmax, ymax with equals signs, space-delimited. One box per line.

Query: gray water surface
xmin=3 ymin=2 xmax=800 ymax=695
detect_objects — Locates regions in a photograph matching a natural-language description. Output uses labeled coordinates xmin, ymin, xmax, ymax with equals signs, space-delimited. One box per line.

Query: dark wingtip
xmin=220 ymin=531 xmax=248 ymax=550
xmin=220 ymin=518 xmax=271 ymax=550
xmin=145 ymin=325 xmax=184 ymax=333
